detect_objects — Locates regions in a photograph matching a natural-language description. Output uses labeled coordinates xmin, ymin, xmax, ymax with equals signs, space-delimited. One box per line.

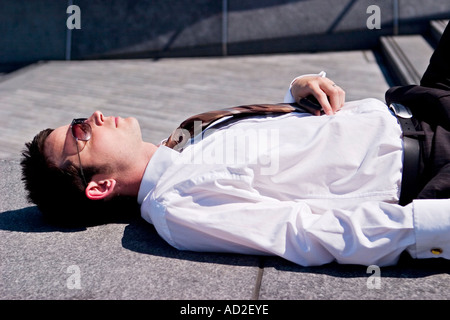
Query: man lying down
xmin=21 ymin=24 xmax=450 ymax=267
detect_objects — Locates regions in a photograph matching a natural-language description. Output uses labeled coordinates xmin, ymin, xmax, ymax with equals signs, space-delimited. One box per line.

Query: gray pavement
xmin=1 ymin=50 xmax=449 ymax=300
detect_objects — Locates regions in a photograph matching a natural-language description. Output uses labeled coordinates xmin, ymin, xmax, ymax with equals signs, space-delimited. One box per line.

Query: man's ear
xmin=85 ymin=179 xmax=117 ymax=200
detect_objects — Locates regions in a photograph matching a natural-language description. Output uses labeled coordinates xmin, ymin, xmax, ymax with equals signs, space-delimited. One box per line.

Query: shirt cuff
xmin=410 ymin=199 xmax=450 ymax=260
xmin=283 ymin=71 xmax=327 ymax=103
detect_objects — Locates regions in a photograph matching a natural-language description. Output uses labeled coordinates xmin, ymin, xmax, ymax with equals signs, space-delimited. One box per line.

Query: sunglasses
xmin=70 ymin=118 xmax=92 ymax=187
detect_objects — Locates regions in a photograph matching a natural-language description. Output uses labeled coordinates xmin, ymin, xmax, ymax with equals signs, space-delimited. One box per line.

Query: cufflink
xmin=430 ymin=248 xmax=443 ymax=255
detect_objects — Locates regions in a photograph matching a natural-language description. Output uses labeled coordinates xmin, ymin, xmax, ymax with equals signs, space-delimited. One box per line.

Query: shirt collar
xmin=137 ymin=145 xmax=179 ymax=204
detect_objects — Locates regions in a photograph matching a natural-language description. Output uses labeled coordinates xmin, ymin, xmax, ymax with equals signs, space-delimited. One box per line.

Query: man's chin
xmin=129 ymin=117 xmax=144 ymax=138
xmin=125 ymin=116 xmax=138 ymax=127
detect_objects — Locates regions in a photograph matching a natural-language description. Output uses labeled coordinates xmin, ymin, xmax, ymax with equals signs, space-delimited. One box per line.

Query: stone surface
xmin=1 ymin=49 xmax=449 ymax=301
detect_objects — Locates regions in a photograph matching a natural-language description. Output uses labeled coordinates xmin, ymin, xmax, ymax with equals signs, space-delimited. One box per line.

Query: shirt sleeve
xmin=143 ymin=168 xmax=450 ymax=267
xmin=283 ymin=71 xmax=327 ymax=103
xmin=410 ymin=199 xmax=450 ymax=260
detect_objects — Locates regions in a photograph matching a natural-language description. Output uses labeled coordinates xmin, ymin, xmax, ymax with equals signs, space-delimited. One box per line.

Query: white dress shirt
xmin=138 ymin=74 xmax=450 ymax=267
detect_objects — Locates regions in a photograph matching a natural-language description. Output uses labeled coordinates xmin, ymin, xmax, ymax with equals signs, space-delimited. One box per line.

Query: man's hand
xmin=290 ymin=75 xmax=345 ymax=115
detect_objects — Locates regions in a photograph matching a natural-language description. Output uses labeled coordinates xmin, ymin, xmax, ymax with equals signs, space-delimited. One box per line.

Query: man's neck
xmin=120 ymin=142 xmax=158 ymax=198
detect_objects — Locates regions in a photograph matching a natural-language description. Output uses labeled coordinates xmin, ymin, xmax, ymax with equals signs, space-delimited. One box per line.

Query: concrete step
xmin=430 ymin=19 xmax=448 ymax=44
xmin=380 ymin=34 xmax=434 ymax=86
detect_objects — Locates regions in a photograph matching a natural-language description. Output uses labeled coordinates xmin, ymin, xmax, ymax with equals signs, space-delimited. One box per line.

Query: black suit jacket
xmin=385 ymin=85 xmax=450 ymax=199
xmin=384 ymin=20 xmax=450 ymax=200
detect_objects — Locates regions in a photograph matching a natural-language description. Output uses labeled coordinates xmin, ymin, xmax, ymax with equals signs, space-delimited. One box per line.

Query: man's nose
xmin=88 ymin=111 xmax=104 ymax=126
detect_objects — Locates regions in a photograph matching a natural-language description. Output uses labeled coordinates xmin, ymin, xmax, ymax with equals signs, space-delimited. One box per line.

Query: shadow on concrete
xmin=0 ymin=205 xmax=260 ymax=267
xmin=2 ymin=205 xmax=449 ymax=276
xmin=69 ymin=0 xmax=312 ymax=60
xmin=0 ymin=206 xmax=86 ymax=233
xmin=264 ymin=251 xmax=450 ymax=279
xmin=122 ymin=217 xmax=450 ymax=277
xmin=121 ymin=218 xmax=261 ymax=267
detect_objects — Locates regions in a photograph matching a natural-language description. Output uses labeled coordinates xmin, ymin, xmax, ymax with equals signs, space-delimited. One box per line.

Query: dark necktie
xmin=164 ymin=103 xmax=302 ymax=151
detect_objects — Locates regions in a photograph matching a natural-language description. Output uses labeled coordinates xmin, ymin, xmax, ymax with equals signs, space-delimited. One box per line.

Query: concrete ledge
xmin=380 ymin=35 xmax=434 ymax=85
xmin=430 ymin=19 xmax=449 ymax=43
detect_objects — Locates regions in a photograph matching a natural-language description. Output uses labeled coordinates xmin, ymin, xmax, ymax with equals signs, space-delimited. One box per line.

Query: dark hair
xmin=21 ymin=128 xmax=139 ymax=227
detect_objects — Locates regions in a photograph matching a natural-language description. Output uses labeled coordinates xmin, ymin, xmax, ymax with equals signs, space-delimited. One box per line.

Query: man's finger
xmin=322 ymin=82 xmax=345 ymax=114
xmin=328 ymin=87 xmax=341 ymax=113
xmin=313 ymin=90 xmax=333 ymax=115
